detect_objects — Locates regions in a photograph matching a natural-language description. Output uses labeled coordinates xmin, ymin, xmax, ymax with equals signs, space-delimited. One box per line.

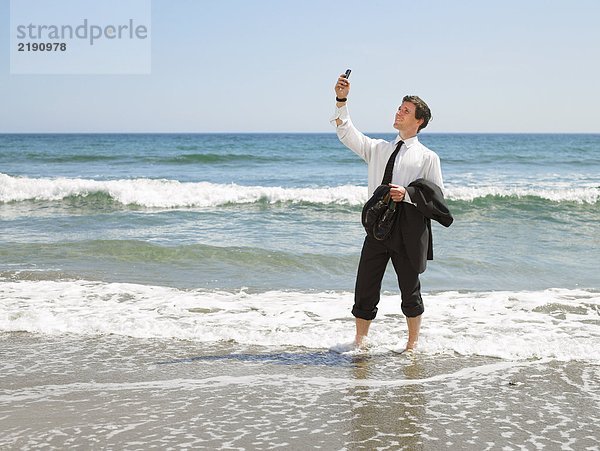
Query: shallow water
xmin=1 ymin=334 xmax=598 ymax=450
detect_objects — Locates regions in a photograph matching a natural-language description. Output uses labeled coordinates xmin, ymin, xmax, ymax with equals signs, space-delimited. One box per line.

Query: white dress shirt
xmin=330 ymin=104 xmax=444 ymax=200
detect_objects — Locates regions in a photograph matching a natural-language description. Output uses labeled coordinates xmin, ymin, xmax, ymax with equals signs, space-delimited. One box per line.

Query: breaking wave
xmin=1 ymin=173 xmax=598 ymax=208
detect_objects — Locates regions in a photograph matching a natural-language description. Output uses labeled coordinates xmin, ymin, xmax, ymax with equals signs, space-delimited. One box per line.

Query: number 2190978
xmin=18 ymin=42 xmax=67 ymax=51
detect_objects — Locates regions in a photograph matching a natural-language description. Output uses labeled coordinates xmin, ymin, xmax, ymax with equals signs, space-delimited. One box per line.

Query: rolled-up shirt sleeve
xmin=329 ymin=104 xmax=350 ymax=127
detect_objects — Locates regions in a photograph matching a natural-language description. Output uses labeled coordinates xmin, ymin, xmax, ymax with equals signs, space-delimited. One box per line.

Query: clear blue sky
xmin=1 ymin=0 xmax=599 ymax=133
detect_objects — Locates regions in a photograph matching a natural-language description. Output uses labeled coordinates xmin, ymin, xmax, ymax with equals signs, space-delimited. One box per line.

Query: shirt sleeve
xmin=329 ymin=104 xmax=349 ymax=127
xmin=425 ymin=153 xmax=445 ymax=193
xmin=329 ymin=104 xmax=380 ymax=163
xmin=403 ymin=150 xmax=445 ymax=204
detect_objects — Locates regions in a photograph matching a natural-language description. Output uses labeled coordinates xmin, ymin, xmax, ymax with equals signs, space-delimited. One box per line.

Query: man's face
xmin=393 ymin=101 xmax=423 ymax=134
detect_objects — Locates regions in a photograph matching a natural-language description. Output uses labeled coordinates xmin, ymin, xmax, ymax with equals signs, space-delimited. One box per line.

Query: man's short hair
xmin=403 ymin=95 xmax=432 ymax=132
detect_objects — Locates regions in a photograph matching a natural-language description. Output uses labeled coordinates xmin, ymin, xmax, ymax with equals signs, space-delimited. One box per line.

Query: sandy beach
xmin=2 ymin=332 xmax=599 ymax=450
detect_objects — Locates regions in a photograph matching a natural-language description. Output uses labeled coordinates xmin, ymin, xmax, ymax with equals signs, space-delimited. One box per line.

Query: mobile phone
xmin=343 ymin=69 xmax=351 ymax=79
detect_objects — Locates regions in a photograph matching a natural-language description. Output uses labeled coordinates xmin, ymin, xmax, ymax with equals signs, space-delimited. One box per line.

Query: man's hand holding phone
xmin=335 ymin=69 xmax=351 ymax=103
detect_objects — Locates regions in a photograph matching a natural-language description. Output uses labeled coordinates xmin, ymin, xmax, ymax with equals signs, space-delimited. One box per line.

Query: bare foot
xmin=395 ymin=341 xmax=417 ymax=356
xmin=354 ymin=335 xmax=370 ymax=350
xmin=405 ymin=340 xmax=418 ymax=351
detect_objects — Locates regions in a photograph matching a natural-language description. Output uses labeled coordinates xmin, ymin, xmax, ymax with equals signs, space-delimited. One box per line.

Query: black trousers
xmin=352 ymin=233 xmax=423 ymax=321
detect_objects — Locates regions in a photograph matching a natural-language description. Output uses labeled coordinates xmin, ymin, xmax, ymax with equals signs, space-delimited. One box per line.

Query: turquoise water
xmin=1 ymin=133 xmax=598 ymax=292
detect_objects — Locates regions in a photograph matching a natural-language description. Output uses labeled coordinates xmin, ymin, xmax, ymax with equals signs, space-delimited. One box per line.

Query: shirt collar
xmin=394 ymin=134 xmax=419 ymax=148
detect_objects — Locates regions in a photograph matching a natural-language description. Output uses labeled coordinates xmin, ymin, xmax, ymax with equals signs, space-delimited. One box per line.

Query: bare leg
xmin=355 ymin=318 xmax=372 ymax=347
xmin=405 ymin=314 xmax=422 ymax=351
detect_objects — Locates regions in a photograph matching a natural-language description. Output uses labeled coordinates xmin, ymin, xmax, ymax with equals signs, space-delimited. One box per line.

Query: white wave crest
xmin=1 ymin=279 xmax=599 ymax=363
xmin=446 ymin=185 xmax=600 ymax=204
xmin=0 ymin=173 xmax=366 ymax=207
xmin=1 ymin=173 xmax=598 ymax=207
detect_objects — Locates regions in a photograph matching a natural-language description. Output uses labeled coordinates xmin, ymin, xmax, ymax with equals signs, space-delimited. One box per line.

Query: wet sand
xmin=1 ymin=333 xmax=599 ymax=450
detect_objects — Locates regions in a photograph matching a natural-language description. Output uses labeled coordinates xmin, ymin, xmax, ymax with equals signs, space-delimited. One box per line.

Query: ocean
xmin=1 ymin=132 xmax=599 ymax=449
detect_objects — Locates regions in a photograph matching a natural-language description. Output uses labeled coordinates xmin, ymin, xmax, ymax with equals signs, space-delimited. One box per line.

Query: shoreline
xmin=2 ymin=333 xmax=598 ymax=449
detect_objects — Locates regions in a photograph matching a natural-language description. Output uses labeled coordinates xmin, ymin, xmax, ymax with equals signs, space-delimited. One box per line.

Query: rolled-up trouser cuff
xmin=352 ymin=305 xmax=378 ymax=321
xmin=401 ymin=301 xmax=424 ymax=318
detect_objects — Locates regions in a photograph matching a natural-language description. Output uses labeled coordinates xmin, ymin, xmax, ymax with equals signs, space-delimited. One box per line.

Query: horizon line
xmin=1 ymin=131 xmax=599 ymax=135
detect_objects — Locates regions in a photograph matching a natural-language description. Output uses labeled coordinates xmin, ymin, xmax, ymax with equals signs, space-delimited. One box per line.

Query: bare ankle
xmin=354 ymin=335 xmax=366 ymax=348
xmin=405 ymin=340 xmax=418 ymax=350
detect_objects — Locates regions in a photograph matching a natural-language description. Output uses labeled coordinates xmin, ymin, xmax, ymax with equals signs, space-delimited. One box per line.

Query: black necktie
xmin=381 ymin=140 xmax=404 ymax=185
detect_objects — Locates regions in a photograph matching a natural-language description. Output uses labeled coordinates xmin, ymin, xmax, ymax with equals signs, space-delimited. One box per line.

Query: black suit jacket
xmin=398 ymin=179 xmax=453 ymax=274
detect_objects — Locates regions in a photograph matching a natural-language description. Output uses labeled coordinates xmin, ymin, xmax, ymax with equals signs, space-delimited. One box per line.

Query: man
xmin=330 ymin=73 xmax=446 ymax=352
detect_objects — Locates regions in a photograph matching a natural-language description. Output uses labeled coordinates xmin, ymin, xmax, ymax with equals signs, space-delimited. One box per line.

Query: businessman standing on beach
xmin=330 ymin=73 xmax=447 ymax=353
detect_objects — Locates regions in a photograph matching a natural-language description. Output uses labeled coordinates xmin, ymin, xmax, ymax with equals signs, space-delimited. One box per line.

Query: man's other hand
xmin=389 ymin=184 xmax=406 ymax=202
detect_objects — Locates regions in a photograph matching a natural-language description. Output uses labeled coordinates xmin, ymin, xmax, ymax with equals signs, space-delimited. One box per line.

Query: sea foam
xmin=0 ymin=173 xmax=365 ymax=207
xmin=1 ymin=173 xmax=598 ymax=207
xmin=1 ymin=279 xmax=598 ymax=363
